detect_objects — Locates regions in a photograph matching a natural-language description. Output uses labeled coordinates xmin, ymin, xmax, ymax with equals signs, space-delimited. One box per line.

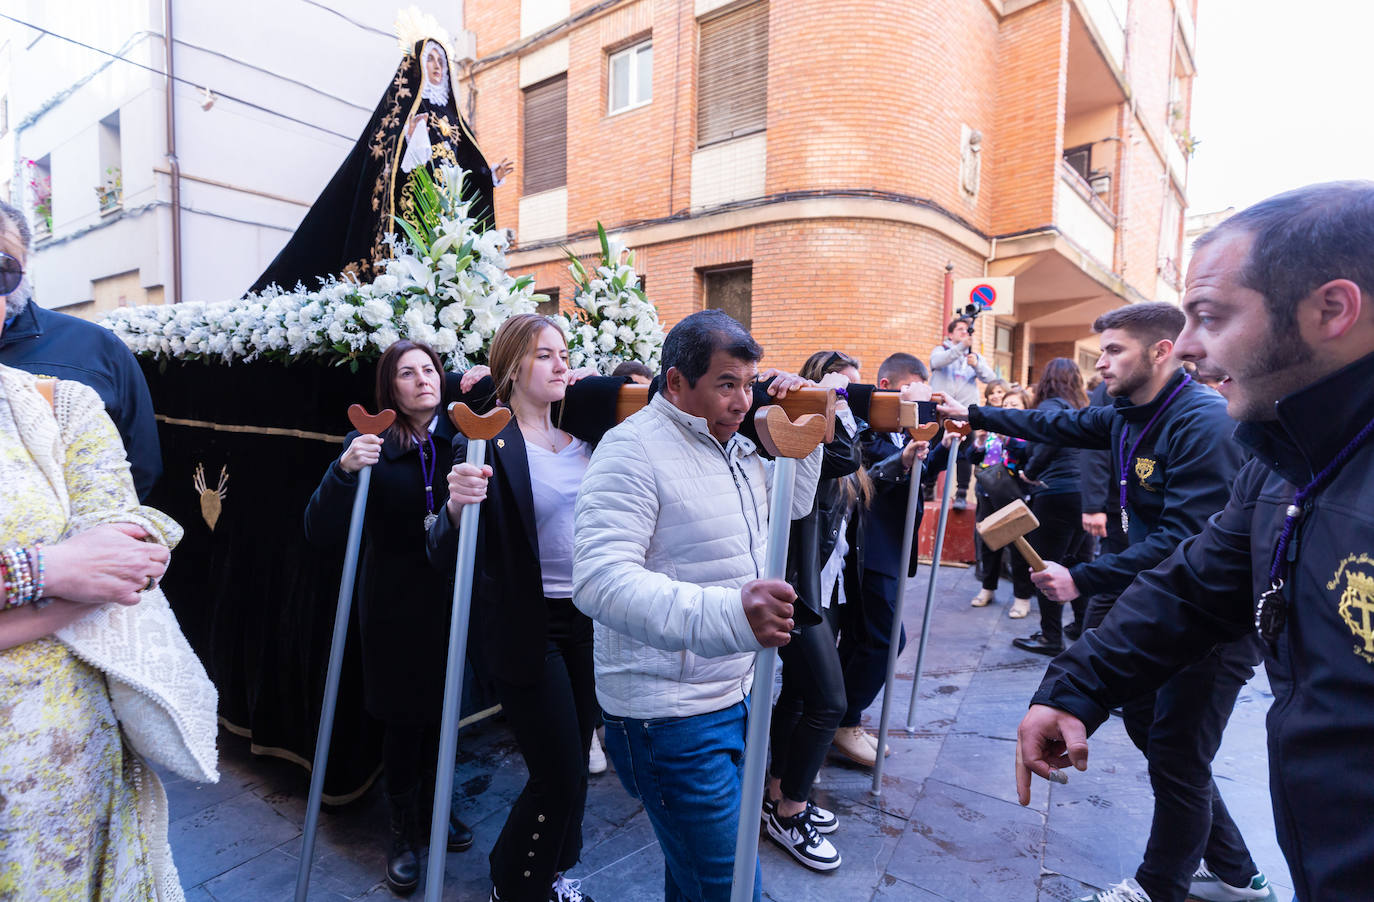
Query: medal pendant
xmin=424 ymin=512 xmax=438 ymax=530
xmin=1120 ymin=510 xmax=1129 ymax=534
xmin=1255 ymin=583 xmax=1287 ymax=641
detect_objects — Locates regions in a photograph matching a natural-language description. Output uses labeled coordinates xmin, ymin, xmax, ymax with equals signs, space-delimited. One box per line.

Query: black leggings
xmin=1021 ymin=491 xmax=1088 ymax=644
xmin=489 ymin=598 xmax=599 ymax=902
xmin=769 ymin=613 xmax=845 ymax=803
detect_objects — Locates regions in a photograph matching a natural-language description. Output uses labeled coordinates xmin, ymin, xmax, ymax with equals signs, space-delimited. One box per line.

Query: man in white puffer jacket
xmin=574 ymin=311 xmax=821 ymax=902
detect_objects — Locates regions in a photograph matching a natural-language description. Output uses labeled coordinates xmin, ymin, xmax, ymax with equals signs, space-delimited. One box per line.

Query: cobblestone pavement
xmin=161 ymin=561 xmax=1290 ymax=901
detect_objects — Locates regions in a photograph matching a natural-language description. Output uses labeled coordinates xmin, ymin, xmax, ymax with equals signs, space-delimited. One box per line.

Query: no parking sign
xmin=953 ymin=277 xmax=1015 ymax=316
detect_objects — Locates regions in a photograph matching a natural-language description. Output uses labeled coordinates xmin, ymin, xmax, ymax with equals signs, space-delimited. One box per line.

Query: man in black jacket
xmin=0 ymin=203 xmax=161 ymax=500
xmin=1015 ymin=182 xmax=1374 ymax=902
xmin=938 ymin=304 xmax=1270 ymax=902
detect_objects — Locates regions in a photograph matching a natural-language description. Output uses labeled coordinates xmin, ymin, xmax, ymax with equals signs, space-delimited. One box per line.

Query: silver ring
xmin=144 ymin=576 xmax=157 ymax=592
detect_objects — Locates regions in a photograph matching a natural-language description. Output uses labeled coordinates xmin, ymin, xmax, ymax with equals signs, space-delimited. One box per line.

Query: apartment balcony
xmin=1072 ymin=0 xmax=1126 ymax=74
xmin=1055 ymin=160 xmax=1116 ymax=268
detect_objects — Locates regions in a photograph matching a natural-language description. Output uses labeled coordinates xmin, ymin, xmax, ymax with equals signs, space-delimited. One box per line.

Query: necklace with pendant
xmin=419 ymin=432 xmax=438 ymax=530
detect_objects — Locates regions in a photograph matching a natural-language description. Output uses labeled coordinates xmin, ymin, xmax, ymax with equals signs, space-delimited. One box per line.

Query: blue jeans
xmin=602 ymin=701 xmax=762 ymax=902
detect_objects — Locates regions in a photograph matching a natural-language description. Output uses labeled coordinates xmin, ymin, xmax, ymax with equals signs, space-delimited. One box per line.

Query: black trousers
xmin=489 ymin=598 xmax=599 ymax=902
xmin=833 ymin=570 xmax=902 ymax=728
xmin=1121 ymin=643 xmax=1260 ymax=902
xmin=769 ymin=613 xmax=845 ymax=802
xmin=1022 ymin=491 xmax=1088 ymax=645
xmin=383 ymin=722 xmax=438 ymax=799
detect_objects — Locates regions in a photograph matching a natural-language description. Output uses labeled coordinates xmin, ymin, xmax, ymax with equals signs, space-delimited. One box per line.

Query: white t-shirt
xmin=527 ymin=437 xmax=591 ymax=598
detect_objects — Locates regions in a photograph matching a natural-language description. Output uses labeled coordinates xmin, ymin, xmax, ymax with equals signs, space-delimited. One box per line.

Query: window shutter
xmin=697 ymin=2 xmax=768 ymax=147
xmin=523 ymin=75 xmax=567 ymax=195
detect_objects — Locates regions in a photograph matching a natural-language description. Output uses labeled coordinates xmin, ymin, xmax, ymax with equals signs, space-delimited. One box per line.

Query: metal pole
xmin=295 ymin=465 xmax=373 ymax=902
xmin=870 ymin=456 xmax=923 ymax=796
xmin=729 ymin=456 xmax=798 ymax=902
xmin=905 ymin=435 xmax=962 ymax=732
xmin=424 ymin=437 xmax=490 ymax=901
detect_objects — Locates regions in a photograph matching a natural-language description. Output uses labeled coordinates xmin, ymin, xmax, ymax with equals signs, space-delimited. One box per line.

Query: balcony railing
xmin=1056 ymin=160 xmax=1116 ymax=267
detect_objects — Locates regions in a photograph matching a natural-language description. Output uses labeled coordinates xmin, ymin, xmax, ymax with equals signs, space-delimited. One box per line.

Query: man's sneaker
xmin=550 ymin=875 xmax=594 ymax=902
xmin=765 ymin=807 xmax=841 ymax=871
xmin=805 ymin=800 xmax=838 ymax=834
xmin=831 ymin=725 xmax=877 ymax=766
xmin=1075 ymin=878 xmax=1151 ymax=902
xmin=1188 ymin=862 xmax=1278 ymax=901
xmin=587 ymin=730 xmax=607 ymax=775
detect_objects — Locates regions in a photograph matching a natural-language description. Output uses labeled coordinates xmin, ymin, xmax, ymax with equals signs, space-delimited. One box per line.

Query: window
xmin=98 ymin=111 xmax=123 ymax=213
xmin=0 ymin=95 xmax=8 ymax=138
xmin=1063 ymin=143 xmax=1092 ymax=181
xmin=697 ymin=2 xmax=768 ymax=147
xmin=608 ymin=40 xmax=652 ymax=114
xmin=701 ymin=266 xmax=752 ymax=330
xmin=523 ymin=74 xmax=568 ymax=195
xmin=536 ymin=286 xmax=560 ymax=317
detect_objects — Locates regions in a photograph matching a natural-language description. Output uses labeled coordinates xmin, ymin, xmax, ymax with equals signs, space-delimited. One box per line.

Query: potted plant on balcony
xmin=26 ymin=159 xmax=52 ymax=239
xmin=95 ymin=166 xmax=122 ymax=213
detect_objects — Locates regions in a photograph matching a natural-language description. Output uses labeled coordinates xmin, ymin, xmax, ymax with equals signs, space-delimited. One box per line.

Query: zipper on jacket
xmin=717 ymin=443 xmax=762 ymax=578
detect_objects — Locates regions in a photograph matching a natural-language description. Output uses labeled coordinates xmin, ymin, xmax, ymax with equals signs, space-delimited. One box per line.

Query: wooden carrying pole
xmin=905 ymin=412 xmax=972 ymax=732
xmin=870 ymin=403 xmax=941 ymax=796
xmin=729 ymin=407 xmax=829 ymax=902
xmin=425 ymin=403 xmax=513 ymax=901
xmin=296 ymin=405 xmax=396 ymax=902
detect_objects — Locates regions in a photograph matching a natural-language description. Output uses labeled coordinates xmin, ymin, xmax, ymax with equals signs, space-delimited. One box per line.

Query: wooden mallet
xmin=425 ymin=402 xmax=513 ymax=902
xmin=296 ymin=404 xmax=395 ymax=902
xmin=976 ymin=498 xmax=1047 ymax=572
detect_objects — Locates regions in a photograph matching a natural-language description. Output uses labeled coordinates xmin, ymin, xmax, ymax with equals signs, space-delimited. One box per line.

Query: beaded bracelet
xmin=1 ymin=544 xmax=43 ymax=610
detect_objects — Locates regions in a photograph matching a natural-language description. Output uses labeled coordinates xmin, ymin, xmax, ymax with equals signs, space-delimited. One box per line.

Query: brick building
xmin=459 ymin=0 xmax=1198 ymax=381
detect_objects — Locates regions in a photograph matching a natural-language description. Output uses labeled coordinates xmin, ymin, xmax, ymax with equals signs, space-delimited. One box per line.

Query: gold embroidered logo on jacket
xmin=1134 ymin=457 xmax=1156 ymax=486
xmin=1329 ymin=553 xmax=1374 ymax=663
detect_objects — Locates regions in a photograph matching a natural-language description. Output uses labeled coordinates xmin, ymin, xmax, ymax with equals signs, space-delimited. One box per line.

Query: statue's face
xmin=425 ymin=50 xmax=445 ymax=86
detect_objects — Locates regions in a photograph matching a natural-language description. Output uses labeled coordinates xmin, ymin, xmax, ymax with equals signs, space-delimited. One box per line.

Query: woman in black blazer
xmin=429 ymin=314 xmax=602 ymax=902
xmin=303 ymin=340 xmax=478 ymax=894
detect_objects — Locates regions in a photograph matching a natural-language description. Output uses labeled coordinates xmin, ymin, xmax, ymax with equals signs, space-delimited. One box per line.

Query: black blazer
xmin=425 ymin=375 xmax=626 ymax=687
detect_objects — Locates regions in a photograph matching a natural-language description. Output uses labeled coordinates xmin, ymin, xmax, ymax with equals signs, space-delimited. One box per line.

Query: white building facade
xmin=4 ymin=0 xmax=474 ymax=317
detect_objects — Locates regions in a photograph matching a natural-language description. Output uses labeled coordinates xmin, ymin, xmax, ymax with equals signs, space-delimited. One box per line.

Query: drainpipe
xmin=163 ymin=0 xmax=182 ymax=303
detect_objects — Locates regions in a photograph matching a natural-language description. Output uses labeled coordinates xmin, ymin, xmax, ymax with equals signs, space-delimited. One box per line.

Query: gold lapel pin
xmin=497 ymin=438 xmax=505 ymax=448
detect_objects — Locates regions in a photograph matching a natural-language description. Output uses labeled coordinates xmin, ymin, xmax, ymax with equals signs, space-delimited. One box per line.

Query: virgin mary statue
xmin=249 ymin=31 xmax=500 ymax=293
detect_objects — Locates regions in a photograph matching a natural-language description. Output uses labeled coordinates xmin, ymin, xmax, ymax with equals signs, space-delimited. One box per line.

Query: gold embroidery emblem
xmin=497 ymin=438 xmax=505 ymax=449
xmin=1135 ymin=457 xmax=1156 ymax=483
xmin=193 ymin=463 xmax=229 ymax=531
xmin=1330 ymin=554 xmax=1374 ymax=662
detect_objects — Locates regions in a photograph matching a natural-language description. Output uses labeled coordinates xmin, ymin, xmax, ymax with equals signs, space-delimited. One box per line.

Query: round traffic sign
xmin=970 ymin=283 xmax=996 ymax=310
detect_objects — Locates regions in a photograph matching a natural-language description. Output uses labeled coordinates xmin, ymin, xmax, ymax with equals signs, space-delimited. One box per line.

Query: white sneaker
xmin=587 ymin=730 xmax=606 ymax=775
xmin=1075 ymin=878 xmax=1150 ymax=901
xmin=1188 ymin=862 xmax=1278 ymax=901
xmin=765 ymin=807 xmax=841 ymax=871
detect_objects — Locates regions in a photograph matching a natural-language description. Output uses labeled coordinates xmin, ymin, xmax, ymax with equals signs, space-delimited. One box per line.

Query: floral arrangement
xmin=104 ymin=166 xmax=551 ymax=372
xmin=555 ymin=223 xmax=665 ymax=373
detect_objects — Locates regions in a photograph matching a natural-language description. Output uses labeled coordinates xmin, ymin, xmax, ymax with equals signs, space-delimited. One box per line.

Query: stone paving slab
xmin=163 ymin=561 xmax=1290 ymax=901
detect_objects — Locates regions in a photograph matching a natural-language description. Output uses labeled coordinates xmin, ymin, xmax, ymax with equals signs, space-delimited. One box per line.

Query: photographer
xmin=930 ymin=317 xmax=998 ymax=508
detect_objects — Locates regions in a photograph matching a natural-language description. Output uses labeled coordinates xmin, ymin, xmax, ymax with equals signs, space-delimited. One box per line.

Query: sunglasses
xmin=0 ymin=254 xmax=23 ymax=296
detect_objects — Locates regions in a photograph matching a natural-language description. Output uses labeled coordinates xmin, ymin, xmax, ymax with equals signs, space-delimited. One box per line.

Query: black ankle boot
xmin=448 ymin=810 xmax=474 ymax=852
xmin=386 ymin=790 xmax=420 ymax=895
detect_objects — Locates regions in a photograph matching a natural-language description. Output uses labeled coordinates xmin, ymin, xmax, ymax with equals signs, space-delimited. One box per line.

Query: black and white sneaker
xmin=805 ymin=800 xmax=838 ymax=835
xmin=765 ymin=808 xmax=841 ymax=871
xmin=761 ymin=796 xmax=838 ymax=835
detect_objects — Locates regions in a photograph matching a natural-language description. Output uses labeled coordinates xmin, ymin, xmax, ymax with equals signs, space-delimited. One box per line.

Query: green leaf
xmin=596 ymin=221 xmax=610 ymax=262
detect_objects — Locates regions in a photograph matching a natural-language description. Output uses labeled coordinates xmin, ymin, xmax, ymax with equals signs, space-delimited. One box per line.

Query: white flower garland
xmin=101 ymin=166 xmax=666 ymax=374
xmin=555 ymin=224 xmax=665 ymax=374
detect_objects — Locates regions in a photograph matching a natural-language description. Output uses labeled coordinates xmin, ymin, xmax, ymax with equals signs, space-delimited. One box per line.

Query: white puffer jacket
xmin=573 ymin=393 xmax=821 ymax=719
